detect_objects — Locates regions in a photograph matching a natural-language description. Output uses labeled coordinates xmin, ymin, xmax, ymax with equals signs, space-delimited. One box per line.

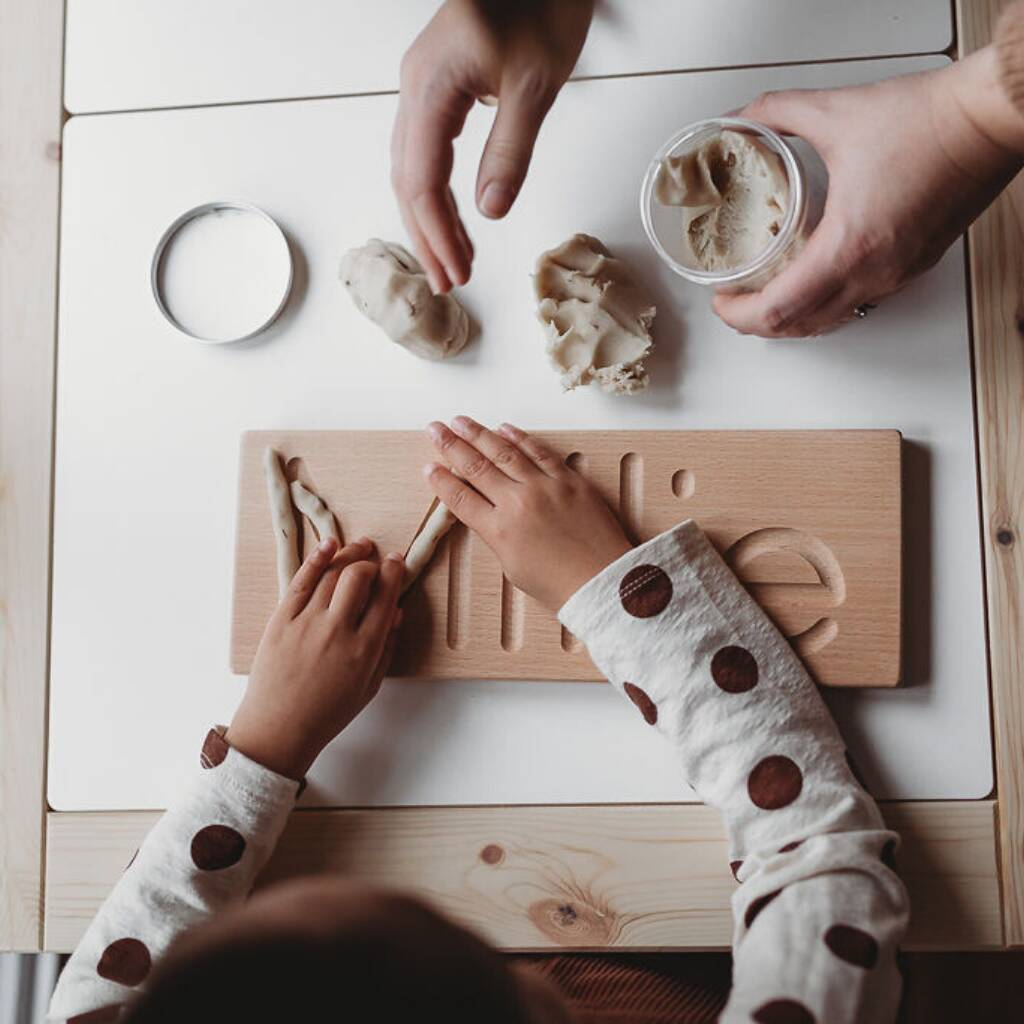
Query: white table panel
xmin=50 ymin=56 xmax=991 ymax=811
xmin=64 ymin=0 xmax=952 ymax=114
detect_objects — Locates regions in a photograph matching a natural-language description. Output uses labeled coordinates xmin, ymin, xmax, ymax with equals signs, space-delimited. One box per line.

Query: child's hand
xmin=227 ymin=537 xmax=404 ymax=780
xmin=424 ymin=417 xmax=632 ymax=610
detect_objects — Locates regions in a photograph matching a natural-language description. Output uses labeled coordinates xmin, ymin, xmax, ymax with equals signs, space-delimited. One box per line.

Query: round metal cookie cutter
xmin=150 ymin=200 xmax=294 ymax=344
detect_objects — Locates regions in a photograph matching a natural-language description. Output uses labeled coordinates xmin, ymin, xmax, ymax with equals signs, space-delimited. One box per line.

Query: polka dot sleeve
xmin=48 ymin=727 xmax=300 ymax=1023
xmin=559 ymin=520 xmax=909 ymax=1024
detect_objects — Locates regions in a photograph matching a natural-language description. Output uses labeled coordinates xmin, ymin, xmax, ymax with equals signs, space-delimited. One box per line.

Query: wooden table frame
xmin=2 ymin=0 xmax=1020 ymax=953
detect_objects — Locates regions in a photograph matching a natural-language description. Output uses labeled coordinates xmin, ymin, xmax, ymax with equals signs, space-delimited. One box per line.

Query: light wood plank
xmin=0 ymin=0 xmax=64 ymax=952
xmin=233 ymin=430 xmax=902 ymax=687
xmin=958 ymin=0 xmax=1024 ymax=948
xmin=44 ymin=802 xmax=1001 ymax=952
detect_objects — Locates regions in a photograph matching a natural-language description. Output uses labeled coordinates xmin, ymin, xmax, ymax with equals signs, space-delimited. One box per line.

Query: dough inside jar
xmin=655 ymin=130 xmax=790 ymax=272
xmin=534 ymin=233 xmax=656 ymax=396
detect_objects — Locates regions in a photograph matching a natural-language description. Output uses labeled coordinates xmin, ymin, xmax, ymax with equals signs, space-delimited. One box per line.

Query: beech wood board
xmin=232 ymin=430 xmax=900 ymax=687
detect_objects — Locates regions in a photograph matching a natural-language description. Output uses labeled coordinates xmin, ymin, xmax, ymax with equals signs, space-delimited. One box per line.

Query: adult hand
xmin=423 ymin=417 xmax=632 ymax=609
xmin=227 ymin=537 xmax=404 ymax=779
xmin=392 ymin=0 xmax=594 ymax=293
xmin=714 ymin=48 xmax=1024 ymax=338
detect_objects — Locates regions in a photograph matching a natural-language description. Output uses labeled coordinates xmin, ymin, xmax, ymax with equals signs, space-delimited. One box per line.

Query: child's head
xmin=123 ymin=876 xmax=571 ymax=1023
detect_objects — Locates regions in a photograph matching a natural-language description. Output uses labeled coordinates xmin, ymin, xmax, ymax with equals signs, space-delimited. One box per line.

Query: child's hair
xmin=123 ymin=883 xmax=530 ymax=1024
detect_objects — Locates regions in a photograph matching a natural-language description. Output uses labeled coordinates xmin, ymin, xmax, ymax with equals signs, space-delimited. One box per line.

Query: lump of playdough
xmin=655 ymin=130 xmax=789 ymax=272
xmin=340 ymin=239 xmax=469 ymax=361
xmin=534 ymin=234 xmax=656 ymax=396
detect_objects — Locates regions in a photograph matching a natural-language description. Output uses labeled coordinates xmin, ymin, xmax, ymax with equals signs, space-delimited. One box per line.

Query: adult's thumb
xmin=737 ymin=88 xmax=830 ymax=149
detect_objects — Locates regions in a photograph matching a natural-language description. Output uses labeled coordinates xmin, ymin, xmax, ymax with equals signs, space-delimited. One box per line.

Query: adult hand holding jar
xmin=713 ymin=17 xmax=1024 ymax=338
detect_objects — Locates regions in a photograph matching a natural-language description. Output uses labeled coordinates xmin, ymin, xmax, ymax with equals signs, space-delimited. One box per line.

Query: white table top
xmin=64 ymin=0 xmax=951 ymax=113
xmin=49 ymin=55 xmax=991 ymax=811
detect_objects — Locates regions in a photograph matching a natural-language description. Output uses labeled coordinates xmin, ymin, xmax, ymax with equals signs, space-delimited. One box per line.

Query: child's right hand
xmin=424 ymin=417 xmax=632 ymax=610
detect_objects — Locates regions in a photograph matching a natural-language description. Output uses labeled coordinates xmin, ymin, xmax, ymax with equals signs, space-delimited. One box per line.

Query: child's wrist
xmin=225 ymin=715 xmax=315 ymax=782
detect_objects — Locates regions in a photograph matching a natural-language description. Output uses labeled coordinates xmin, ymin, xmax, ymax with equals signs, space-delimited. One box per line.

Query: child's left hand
xmin=424 ymin=416 xmax=632 ymax=610
xmin=226 ymin=536 xmax=405 ymax=780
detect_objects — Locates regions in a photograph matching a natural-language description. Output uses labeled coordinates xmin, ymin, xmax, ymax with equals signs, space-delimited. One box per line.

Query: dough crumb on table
xmin=340 ymin=238 xmax=470 ymax=361
xmin=656 ymin=129 xmax=789 ymax=272
xmin=534 ymin=233 xmax=656 ymax=396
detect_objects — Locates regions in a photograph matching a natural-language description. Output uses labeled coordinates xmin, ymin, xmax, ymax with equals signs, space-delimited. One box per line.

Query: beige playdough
xmin=656 ymin=130 xmax=789 ymax=272
xmin=534 ymin=234 xmax=656 ymax=395
xmin=263 ymin=447 xmax=300 ymax=598
xmin=402 ymin=499 xmax=457 ymax=594
xmin=340 ymin=239 xmax=469 ymax=361
xmin=289 ymin=480 xmax=340 ymax=544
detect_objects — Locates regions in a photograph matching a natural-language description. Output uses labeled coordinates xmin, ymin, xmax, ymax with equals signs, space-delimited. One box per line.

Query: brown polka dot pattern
xmin=744 ymin=888 xmax=782 ymax=929
xmin=752 ymin=999 xmax=816 ymax=1024
xmin=96 ymin=938 xmax=151 ymax=987
xmin=881 ymin=838 xmax=897 ymax=871
xmin=190 ymin=824 xmax=246 ymax=871
xmin=824 ymin=924 xmax=879 ymax=969
xmin=778 ymin=840 xmax=804 ymax=854
xmin=748 ymin=755 xmax=803 ymax=810
xmin=623 ymin=682 xmax=658 ymax=725
xmin=618 ymin=564 xmax=673 ymax=618
xmin=200 ymin=728 xmax=229 ymax=769
xmin=69 ymin=1007 xmax=121 ymax=1024
xmin=729 ymin=860 xmax=743 ymax=882
xmin=710 ymin=645 xmax=758 ymax=693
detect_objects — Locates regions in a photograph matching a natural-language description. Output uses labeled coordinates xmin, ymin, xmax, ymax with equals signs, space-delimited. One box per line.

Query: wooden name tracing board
xmin=231 ymin=430 xmax=901 ymax=687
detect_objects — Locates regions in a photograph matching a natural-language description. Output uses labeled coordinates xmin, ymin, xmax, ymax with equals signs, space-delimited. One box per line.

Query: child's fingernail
xmin=426 ymin=421 xmax=444 ymax=441
xmin=386 ymin=551 xmax=404 ymax=563
xmin=318 ymin=538 xmax=333 ymax=553
xmin=497 ymin=422 xmax=515 ymax=437
xmin=423 ymin=462 xmax=438 ymax=477
xmin=451 ymin=415 xmax=473 ymax=434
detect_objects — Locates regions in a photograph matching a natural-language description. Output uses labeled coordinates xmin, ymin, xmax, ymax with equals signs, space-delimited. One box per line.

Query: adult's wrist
xmin=952 ymin=44 xmax=1024 ymax=158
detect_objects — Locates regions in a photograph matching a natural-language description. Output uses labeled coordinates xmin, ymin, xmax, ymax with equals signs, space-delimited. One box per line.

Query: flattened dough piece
xmin=289 ymin=480 xmax=340 ymax=544
xmin=340 ymin=239 xmax=470 ymax=361
xmin=402 ymin=500 xmax=458 ymax=594
xmin=263 ymin=447 xmax=300 ymax=598
xmin=534 ymin=234 xmax=656 ymax=395
xmin=655 ymin=130 xmax=789 ymax=272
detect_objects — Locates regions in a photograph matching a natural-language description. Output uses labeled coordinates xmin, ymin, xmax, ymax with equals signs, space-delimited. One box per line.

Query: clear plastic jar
xmin=640 ymin=117 xmax=827 ymax=291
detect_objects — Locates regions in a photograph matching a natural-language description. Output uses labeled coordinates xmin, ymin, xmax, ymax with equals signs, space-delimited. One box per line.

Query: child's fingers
xmin=358 ymin=552 xmax=405 ymax=640
xmin=328 ymin=560 xmax=380 ymax=623
xmin=496 ymin=423 xmax=567 ymax=479
xmin=279 ymin=537 xmax=339 ymax=617
xmin=449 ymin=415 xmax=538 ymax=482
xmin=304 ymin=539 xmax=376 ymax=613
xmin=426 ymin=421 xmax=515 ymax=500
xmin=423 ymin=462 xmax=493 ymax=534
xmin=367 ymin=608 xmax=403 ymax=700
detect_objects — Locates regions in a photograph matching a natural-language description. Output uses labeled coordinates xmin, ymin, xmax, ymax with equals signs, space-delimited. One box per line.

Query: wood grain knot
xmin=528 ymin=898 xmax=614 ymax=946
xmin=995 ymin=526 xmax=1015 ymax=547
xmin=479 ymin=843 xmax=504 ymax=865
